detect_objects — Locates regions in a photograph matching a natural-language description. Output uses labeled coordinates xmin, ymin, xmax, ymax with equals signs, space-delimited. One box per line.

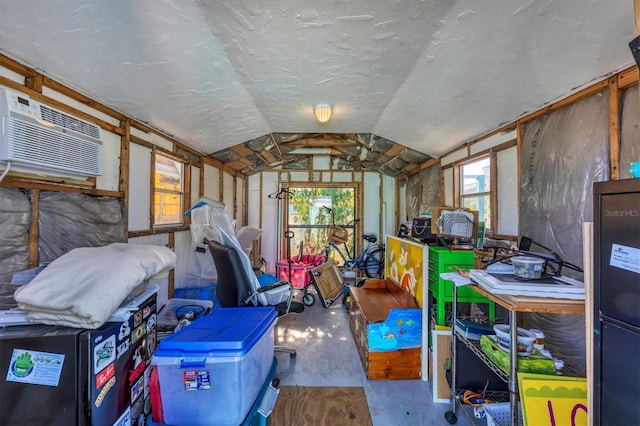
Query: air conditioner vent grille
xmin=2 ymin=117 xmax=102 ymax=176
xmin=39 ymin=105 xmax=101 ymax=140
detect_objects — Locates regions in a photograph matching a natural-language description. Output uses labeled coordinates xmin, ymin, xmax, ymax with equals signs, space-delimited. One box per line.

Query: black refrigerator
xmin=0 ymin=291 xmax=157 ymax=426
xmin=593 ymin=178 xmax=640 ymax=425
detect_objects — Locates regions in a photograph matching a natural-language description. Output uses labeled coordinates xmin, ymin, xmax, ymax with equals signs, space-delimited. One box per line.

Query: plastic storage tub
xmin=483 ymin=402 xmax=523 ymax=426
xmin=157 ymin=298 xmax=214 ymax=328
xmin=174 ymin=281 xmax=222 ymax=309
xmin=511 ymin=256 xmax=545 ymax=279
xmin=151 ymin=307 xmax=277 ymax=426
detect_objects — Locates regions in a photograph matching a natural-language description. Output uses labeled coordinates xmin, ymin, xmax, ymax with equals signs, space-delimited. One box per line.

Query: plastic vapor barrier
xmin=520 ymin=90 xmax=609 ymax=373
xmin=38 ymin=191 xmax=125 ymax=263
xmin=0 ymin=187 xmax=31 ymax=309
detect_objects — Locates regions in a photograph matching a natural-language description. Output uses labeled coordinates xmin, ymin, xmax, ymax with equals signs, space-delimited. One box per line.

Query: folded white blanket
xmin=14 ymin=243 xmax=176 ymax=328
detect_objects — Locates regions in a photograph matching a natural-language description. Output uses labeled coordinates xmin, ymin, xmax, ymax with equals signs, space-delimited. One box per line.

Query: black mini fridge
xmin=0 ymin=291 xmax=157 ymax=426
xmin=593 ymin=179 xmax=640 ymax=425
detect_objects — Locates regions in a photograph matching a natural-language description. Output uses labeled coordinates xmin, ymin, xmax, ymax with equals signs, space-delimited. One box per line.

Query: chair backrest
xmin=207 ymin=239 xmax=253 ymax=307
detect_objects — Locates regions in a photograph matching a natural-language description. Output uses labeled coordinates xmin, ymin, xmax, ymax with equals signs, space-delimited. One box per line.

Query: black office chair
xmin=208 ymin=238 xmax=303 ymax=358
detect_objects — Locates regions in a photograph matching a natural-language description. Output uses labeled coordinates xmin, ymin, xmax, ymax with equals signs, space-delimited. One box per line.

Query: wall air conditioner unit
xmin=0 ymin=88 xmax=102 ymax=177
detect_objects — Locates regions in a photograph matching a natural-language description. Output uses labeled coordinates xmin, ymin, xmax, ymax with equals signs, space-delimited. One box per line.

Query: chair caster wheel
xmin=303 ymin=293 xmax=315 ymax=306
xmin=445 ymin=411 xmax=457 ymax=424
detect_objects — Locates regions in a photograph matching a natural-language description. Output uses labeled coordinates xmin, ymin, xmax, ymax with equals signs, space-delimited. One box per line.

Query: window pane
xmin=154 ymin=192 xmax=182 ymax=225
xmin=287 ymin=187 xmax=355 ymax=256
xmin=462 ymin=195 xmax=491 ymax=229
xmin=462 ymin=157 xmax=490 ymax=195
xmin=154 ymin=153 xmax=184 ymax=226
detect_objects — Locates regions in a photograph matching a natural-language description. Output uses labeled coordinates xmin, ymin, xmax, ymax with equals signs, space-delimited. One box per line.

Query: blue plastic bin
xmin=174 ymin=283 xmax=221 ymax=308
xmin=151 ymin=307 xmax=277 ymax=426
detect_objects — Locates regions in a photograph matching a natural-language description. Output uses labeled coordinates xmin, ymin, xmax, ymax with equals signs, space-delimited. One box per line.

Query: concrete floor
xmin=273 ymin=289 xmax=479 ymax=426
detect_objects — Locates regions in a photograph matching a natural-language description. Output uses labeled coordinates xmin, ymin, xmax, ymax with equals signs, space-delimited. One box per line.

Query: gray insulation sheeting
xmin=38 ymin=192 xmax=125 ymax=263
xmin=520 ymin=90 xmax=609 ymax=373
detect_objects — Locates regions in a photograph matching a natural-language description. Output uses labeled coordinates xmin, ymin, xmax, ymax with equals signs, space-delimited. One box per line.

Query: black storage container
xmin=411 ymin=217 xmax=437 ymax=243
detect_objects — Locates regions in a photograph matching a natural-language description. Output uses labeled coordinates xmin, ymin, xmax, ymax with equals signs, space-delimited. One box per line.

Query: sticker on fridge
xmin=94 ymin=334 xmax=116 ymax=373
xmin=610 ymin=243 xmax=640 ymax=274
xmin=5 ymin=348 xmax=65 ymax=387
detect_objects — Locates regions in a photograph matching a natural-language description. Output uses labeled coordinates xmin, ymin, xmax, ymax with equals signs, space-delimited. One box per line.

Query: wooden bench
xmin=349 ymin=277 xmax=422 ymax=380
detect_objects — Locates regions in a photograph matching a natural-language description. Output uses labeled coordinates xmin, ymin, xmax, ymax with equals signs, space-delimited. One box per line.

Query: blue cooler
xmin=151 ymin=307 xmax=277 ymax=426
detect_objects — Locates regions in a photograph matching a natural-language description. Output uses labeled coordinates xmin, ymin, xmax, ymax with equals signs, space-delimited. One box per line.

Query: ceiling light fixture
xmin=314 ymin=103 xmax=332 ymax=123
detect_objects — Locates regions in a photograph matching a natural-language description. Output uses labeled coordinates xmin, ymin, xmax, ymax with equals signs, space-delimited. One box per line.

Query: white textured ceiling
xmin=0 ymin=0 xmax=635 ymax=159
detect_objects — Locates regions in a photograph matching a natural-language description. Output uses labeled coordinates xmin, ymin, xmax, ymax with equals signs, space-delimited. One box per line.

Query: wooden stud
xmin=28 ymin=189 xmax=39 ymax=268
xmin=150 ymin=148 xmax=157 ymax=228
xmin=183 ymin=164 xmax=192 ymax=228
xmin=120 ymin=119 xmax=131 ymax=241
xmin=200 ymin=161 xmax=205 ymax=199
xmin=489 ymin=149 xmax=498 ymax=234
xmin=0 ymin=53 xmax=39 ymax=79
xmin=168 ymin=232 xmax=175 ymax=298
xmin=617 ymin=66 xmax=639 ymax=89
xmin=1 ymin=177 xmax=122 ymax=196
xmin=635 ymin=0 xmax=640 ymax=36
xmin=608 ymin=76 xmax=621 ymax=180
xmin=231 ymin=144 xmax=255 ymax=157
xmin=24 ymin=74 xmax=43 ymax=93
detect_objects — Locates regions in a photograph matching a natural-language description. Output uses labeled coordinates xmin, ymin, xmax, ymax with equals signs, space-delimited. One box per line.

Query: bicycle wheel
xmin=363 ymin=247 xmax=385 ymax=278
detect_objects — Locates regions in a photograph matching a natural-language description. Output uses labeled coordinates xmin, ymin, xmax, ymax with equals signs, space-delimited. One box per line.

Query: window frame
xmin=458 ymin=154 xmax=493 ymax=231
xmin=152 ymin=149 xmax=187 ymax=229
xmin=450 ymin=139 xmax=518 ymax=240
xmin=282 ymin=183 xmax=360 ymax=259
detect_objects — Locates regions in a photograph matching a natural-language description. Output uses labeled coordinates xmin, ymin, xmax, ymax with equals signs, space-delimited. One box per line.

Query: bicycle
xmin=318 ymin=206 xmax=385 ymax=279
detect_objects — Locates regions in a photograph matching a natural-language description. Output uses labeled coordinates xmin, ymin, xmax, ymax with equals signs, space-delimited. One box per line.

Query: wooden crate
xmin=349 ymin=281 xmax=422 ymax=380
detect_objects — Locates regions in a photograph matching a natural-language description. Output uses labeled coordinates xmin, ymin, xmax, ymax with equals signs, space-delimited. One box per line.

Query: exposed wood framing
xmin=1 ymin=177 xmax=122 ymax=196
xmin=635 ymin=0 xmax=640 ymax=36
xmin=0 ymin=51 xmax=234 ymax=276
xmin=183 ymin=163 xmax=192 ymax=228
xmin=218 ymin=168 xmax=224 ymax=205
xmin=28 ymin=190 xmax=39 ymax=268
xmin=24 ymin=73 xmax=43 ymax=93
xmin=617 ymin=66 xmax=638 ymax=89
xmin=120 ymin=119 xmax=131 ymax=241
xmin=0 ymin=53 xmax=39 ymax=81
xmin=150 ymin=148 xmax=157 ymax=228
xmin=489 ymin=149 xmax=498 ymax=236
xmin=608 ymin=76 xmax=621 ymax=180
xmin=168 ymin=232 xmax=175 ymax=298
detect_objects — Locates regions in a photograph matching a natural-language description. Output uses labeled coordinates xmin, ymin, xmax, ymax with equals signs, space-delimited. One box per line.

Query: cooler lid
xmin=154 ymin=307 xmax=276 ymax=357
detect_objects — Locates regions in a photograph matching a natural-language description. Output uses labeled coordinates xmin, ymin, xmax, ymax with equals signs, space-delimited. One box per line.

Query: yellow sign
xmin=518 ymin=373 xmax=587 ymax=426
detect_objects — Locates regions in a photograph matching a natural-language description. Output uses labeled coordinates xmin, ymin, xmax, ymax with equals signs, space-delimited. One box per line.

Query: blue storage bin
xmin=151 ymin=307 xmax=277 ymax=426
xmin=174 ymin=283 xmax=221 ymax=308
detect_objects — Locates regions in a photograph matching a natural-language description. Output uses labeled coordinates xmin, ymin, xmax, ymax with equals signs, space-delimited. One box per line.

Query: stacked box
xmin=151 ymin=307 xmax=276 ymax=425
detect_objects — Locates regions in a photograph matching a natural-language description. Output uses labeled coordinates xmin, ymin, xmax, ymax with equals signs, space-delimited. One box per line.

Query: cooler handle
xmin=180 ymin=359 xmax=206 ymax=369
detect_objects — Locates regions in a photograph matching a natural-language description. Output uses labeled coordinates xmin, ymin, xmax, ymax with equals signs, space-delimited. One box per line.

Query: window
xmin=286 ymin=186 xmax=356 ymax=258
xmin=460 ymin=156 xmax=491 ymax=230
xmin=153 ymin=151 xmax=184 ymax=227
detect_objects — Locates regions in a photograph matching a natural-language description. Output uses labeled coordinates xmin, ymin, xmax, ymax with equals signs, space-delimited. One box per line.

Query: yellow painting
xmin=385 ymin=235 xmax=428 ymax=307
xmin=518 ymin=372 xmax=587 ymax=426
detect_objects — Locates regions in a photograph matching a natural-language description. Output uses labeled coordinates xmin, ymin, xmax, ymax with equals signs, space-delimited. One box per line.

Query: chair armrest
xmin=256 ymin=280 xmax=292 ymax=293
